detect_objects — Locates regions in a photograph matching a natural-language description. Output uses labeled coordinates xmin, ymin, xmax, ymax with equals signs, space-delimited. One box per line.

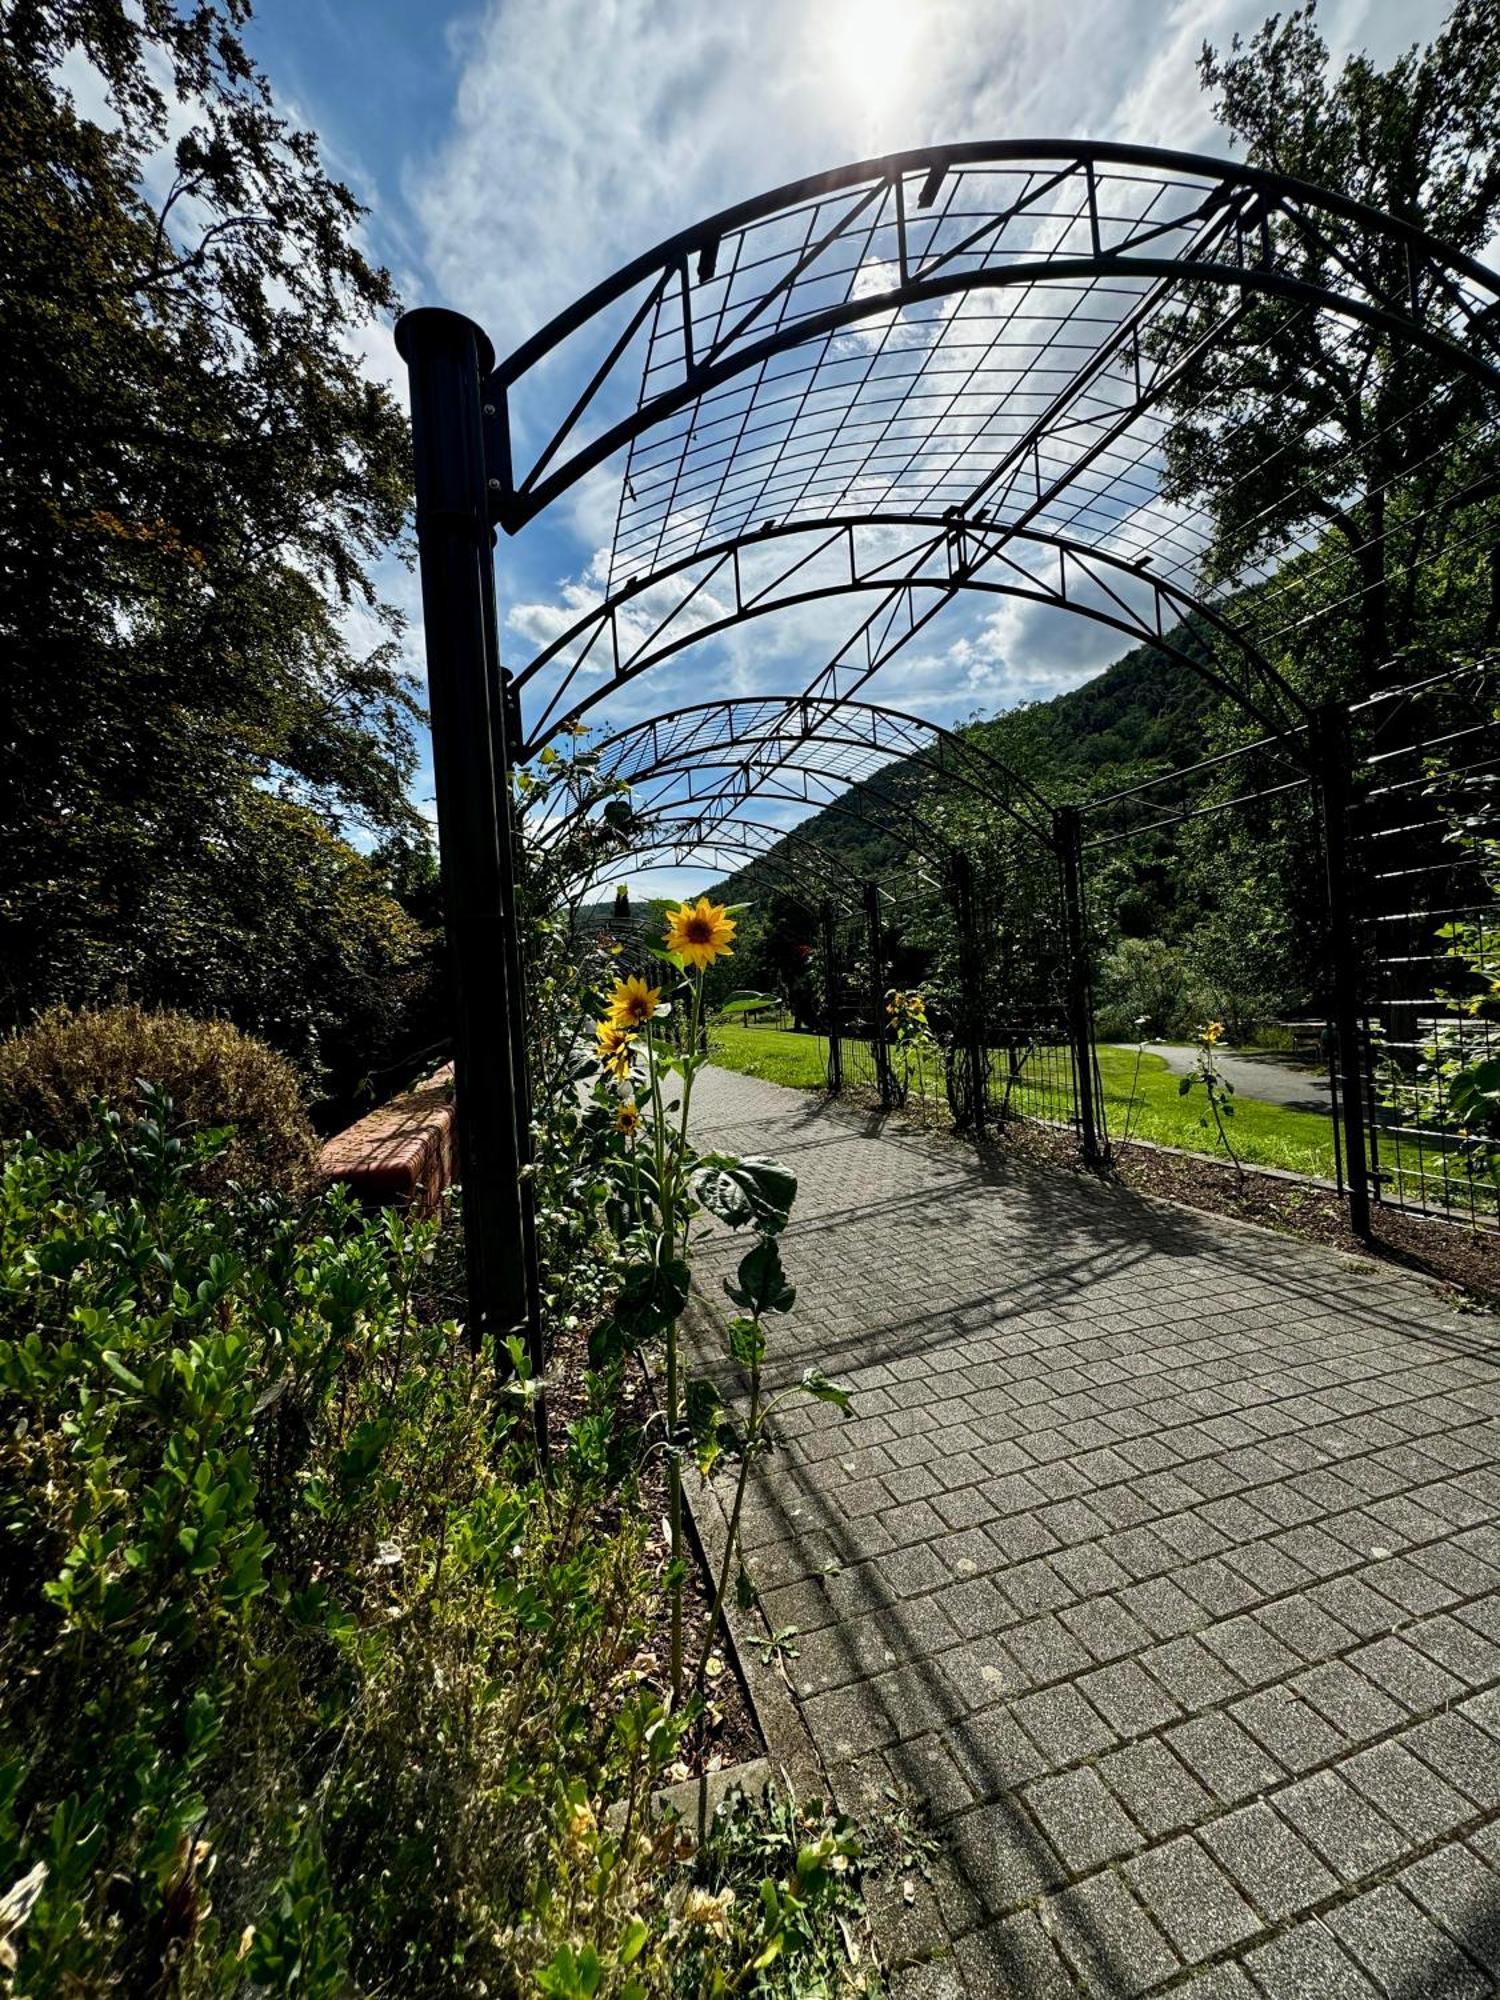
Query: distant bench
xmin=1272 ymin=1019 xmax=1330 ymax=1062
xmin=319 ymin=1063 xmax=456 ymax=1216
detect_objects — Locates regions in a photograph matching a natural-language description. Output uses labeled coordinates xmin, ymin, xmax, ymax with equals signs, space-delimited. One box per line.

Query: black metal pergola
xmin=397 ymin=140 xmax=1500 ymax=1349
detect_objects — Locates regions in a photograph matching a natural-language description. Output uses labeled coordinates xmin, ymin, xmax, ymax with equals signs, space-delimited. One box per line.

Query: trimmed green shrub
xmin=0 ymin=1005 xmax=318 ymax=1196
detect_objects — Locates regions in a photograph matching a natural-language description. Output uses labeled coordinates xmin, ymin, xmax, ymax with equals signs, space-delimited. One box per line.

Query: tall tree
xmin=0 ymin=0 xmax=425 ymax=1094
xmin=1157 ymin=0 xmax=1500 ymax=689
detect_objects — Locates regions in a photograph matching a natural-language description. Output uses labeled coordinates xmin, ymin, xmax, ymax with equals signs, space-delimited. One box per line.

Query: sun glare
xmin=822 ymin=0 xmax=922 ymax=122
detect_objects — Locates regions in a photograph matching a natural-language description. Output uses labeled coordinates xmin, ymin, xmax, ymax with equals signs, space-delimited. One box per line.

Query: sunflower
xmin=665 ymin=897 xmax=736 ymax=971
xmin=608 ymin=975 xmax=662 ymax=1030
xmin=615 ymin=1100 xmax=641 ymax=1139
xmin=595 ymin=1018 xmax=630 ymax=1060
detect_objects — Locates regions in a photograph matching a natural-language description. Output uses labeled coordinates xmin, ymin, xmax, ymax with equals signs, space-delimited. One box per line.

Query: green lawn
xmin=707 ymin=1023 xmax=1338 ymax=1178
xmin=707 ymin=1022 xmax=830 ymax=1089
xmin=1093 ymin=1043 xmax=1335 ymax=1178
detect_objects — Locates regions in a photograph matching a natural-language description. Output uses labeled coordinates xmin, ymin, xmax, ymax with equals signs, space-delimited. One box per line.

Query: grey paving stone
xmin=889 ymin=1736 xmax=980 ymax=1823
xmin=1048 ymin=1538 xmax=1133 ymax=1597
xmin=1275 ymin=1769 xmax=1406 ymax=1883
xmin=1406 ymin=1710 xmax=1500 ymax=1810
xmin=1400 ymin=1843 xmax=1500 ymax=1976
xmin=1350 ymin=1634 xmax=1467 ymax=1715
xmin=887 ymin=1959 xmax=966 ymax=2000
xmin=1023 ymin=1765 xmax=1142 ymax=1872
xmin=1011 ymin=1682 xmax=1116 ymax=1769
xmin=1101 ymin=1736 xmax=1216 ymax=1840
xmin=1324 ymin=1880 xmax=1491 ymax=1998
xmin=946 ymin=1704 xmax=1045 ymax=1800
xmin=681 ymin=1066 xmax=1500 ymax=1990
xmin=953 ymin=1913 xmax=1073 ymax=1997
xmin=1202 ymin=1799 xmax=1339 ymax=1921
xmin=1290 ymin=1659 xmax=1406 ymax=1745
xmin=997 ymin=1555 xmax=1073 ymax=1616
xmin=1255 ymin=1594 xmax=1352 ymax=1664
xmin=941 ymin=1636 xmax=1027 ymax=1709
xmin=1121 ymin=1572 xmax=1204 ymax=1640
xmin=1343 ymin=1739 xmax=1471 ymax=1842
xmin=1229 ymin=1686 xmax=1346 ymax=1774
xmin=1059 ymin=1593 xmax=1152 ymax=1665
xmin=1078 ymin=1657 xmax=1182 ymax=1738
xmin=1145 ymin=1635 xmax=1245 ymax=1711
xmin=1243 ymin=1921 xmax=1384 ymax=1997
xmin=1004 ymin=1613 xmax=1092 ymax=1686
xmin=934 ymin=1575 xmax=1010 ymax=1642
xmin=1411 ymin=1611 xmax=1500 ymax=1689
xmin=943 ymin=1800 xmax=1065 ymax=1916
xmin=1309 ymin=1574 xmax=1402 ymax=1640
xmin=1126 ymin=1834 xmax=1264 ymax=1962
xmin=1169 ymin=1965 xmax=1260 ymax=2000
xmin=1038 ymin=1871 xmax=1180 ymax=1996
xmin=1166 ymin=1710 xmax=1285 ymax=1806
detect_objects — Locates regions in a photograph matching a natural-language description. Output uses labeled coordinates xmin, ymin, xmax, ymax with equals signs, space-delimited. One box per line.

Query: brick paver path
xmin=688 ymin=1064 xmax=1500 ymax=1998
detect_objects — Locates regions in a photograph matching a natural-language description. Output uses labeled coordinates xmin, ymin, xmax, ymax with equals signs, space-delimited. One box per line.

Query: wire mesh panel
xmin=1076 ymin=728 xmax=1334 ymax=1173
xmin=1354 ymin=661 xmax=1500 ymax=1227
xmin=964 ymin=851 xmax=1076 ymax=1132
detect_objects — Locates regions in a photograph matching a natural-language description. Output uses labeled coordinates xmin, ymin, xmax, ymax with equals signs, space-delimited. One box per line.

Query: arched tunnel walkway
xmin=686 ymin=1063 xmax=1500 ymax=1999
xmin=396 ymin=136 xmax=1500 ymax=1992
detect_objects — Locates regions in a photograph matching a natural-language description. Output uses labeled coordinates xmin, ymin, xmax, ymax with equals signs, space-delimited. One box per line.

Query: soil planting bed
xmin=415 ymin=1206 xmax=764 ymax=1776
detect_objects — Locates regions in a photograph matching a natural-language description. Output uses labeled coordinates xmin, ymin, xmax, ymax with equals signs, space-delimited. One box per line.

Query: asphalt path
xmin=1135 ymin=1041 xmax=1334 ymax=1116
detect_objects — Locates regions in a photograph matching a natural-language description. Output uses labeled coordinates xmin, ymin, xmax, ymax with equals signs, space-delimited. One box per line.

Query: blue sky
xmin=242 ymin=0 xmax=1448 ymax=899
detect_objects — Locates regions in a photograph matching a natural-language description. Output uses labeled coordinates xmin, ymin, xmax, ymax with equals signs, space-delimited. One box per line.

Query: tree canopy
xmin=1157 ymin=0 xmax=1500 ymax=680
xmin=0 ymin=0 xmax=425 ymax=1108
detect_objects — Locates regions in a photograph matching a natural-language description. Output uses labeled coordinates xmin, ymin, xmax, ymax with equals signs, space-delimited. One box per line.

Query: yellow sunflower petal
xmin=665 ymin=897 xmax=737 ymax=971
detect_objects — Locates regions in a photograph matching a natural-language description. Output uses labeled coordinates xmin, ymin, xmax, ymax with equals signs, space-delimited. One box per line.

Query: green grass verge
xmin=707 ymin=1021 xmax=831 ymax=1089
xmin=707 ymin=1023 xmax=1338 ymax=1178
xmin=1094 ymin=1043 xmax=1336 ymax=1179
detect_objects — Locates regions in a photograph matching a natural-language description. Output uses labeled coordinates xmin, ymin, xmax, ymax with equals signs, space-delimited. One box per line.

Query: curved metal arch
xmin=562 ymin=815 xmax=868 ymax=918
xmin=489 ymin=140 xmax=1500 ymax=534
xmin=622 ymin=802 xmax=947 ymax=901
xmin=516 ymin=515 xmax=1310 ymax=756
xmin=537 ymin=755 xmax=957 ymax=866
xmin=531 ymin=694 xmax=1057 ymax=850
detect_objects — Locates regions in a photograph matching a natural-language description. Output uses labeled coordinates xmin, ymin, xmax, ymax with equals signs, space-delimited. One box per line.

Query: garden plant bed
xmin=413 ymin=1198 xmax=765 ymax=1777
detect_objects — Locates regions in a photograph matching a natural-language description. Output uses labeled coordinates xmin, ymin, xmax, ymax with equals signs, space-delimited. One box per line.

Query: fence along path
xmin=687 ymin=1061 xmax=1500 ymax=1998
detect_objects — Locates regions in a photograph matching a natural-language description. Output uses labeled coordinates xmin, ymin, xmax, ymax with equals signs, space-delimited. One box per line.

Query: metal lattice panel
xmin=490 ymin=144 xmax=1500 ymax=873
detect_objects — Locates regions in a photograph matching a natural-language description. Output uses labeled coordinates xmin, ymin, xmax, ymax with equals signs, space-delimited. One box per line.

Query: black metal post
xmin=821 ymin=900 xmax=843 ymax=1093
xmin=950 ymin=853 xmax=988 ymax=1137
xmin=395 ymin=307 xmax=534 ymax=1354
xmin=863 ymin=878 xmax=893 ymax=1106
xmin=1315 ymin=703 xmax=1373 ymax=1238
xmin=492 ymin=667 xmax=547 ymax=1395
xmin=1055 ymin=806 xmax=1103 ymax=1167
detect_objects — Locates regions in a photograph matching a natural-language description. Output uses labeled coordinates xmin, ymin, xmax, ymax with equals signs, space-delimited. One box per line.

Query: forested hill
xmin=966 ymin=627 xmax=1220 ymax=796
xmin=712 ymin=625 xmax=1223 ymax=902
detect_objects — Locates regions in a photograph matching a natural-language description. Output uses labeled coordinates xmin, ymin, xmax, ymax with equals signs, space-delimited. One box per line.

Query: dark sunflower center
xmin=685 ymin=916 xmax=713 ymax=943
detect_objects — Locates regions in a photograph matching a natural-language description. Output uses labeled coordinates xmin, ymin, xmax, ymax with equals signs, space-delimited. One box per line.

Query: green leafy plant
xmin=884 ymin=990 xmax=939 ymax=1115
xmin=1178 ymin=1019 xmax=1242 ymax=1180
xmin=581 ymin=901 xmax=854 ymax=1834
